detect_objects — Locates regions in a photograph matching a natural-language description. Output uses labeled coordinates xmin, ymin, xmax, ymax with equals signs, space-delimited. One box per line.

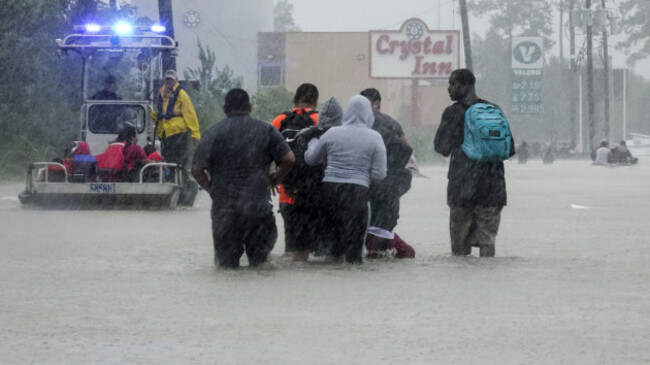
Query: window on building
xmin=259 ymin=64 xmax=283 ymax=87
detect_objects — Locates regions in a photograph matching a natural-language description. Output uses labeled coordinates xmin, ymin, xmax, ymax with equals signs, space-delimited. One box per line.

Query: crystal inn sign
xmin=370 ymin=18 xmax=460 ymax=79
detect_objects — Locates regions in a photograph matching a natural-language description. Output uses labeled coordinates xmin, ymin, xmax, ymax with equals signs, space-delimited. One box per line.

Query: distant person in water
xmin=517 ymin=141 xmax=530 ymax=164
xmin=542 ymin=144 xmax=555 ymax=164
xmin=610 ymin=140 xmax=638 ymax=164
xmin=592 ymin=140 xmax=611 ymax=166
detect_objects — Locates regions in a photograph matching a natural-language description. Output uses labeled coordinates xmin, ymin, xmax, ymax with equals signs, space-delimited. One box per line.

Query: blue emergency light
xmin=79 ymin=22 xmax=163 ymax=35
xmin=85 ymin=24 xmax=101 ymax=33
xmin=151 ymin=25 xmax=166 ymax=33
xmin=113 ymin=22 xmax=132 ymax=35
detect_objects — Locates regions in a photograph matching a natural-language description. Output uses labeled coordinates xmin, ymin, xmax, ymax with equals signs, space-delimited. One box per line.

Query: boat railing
xmin=139 ymin=162 xmax=180 ymax=185
xmin=25 ymin=161 xmax=182 ymax=189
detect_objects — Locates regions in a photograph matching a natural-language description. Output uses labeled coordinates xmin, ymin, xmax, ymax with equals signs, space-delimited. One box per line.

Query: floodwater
xmin=1 ymin=160 xmax=649 ymax=364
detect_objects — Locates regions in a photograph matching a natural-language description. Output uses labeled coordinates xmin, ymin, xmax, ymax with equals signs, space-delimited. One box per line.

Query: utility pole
xmin=158 ymin=0 xmax=176 ymax=72
xmin=569 ymin=0 xmax=578 ymax=150
xmin=586 ymin=0 xmax=596 ymax=152
xmin=601 ymin=0 xmax=611 ymax=141
xmin=560 ymin=0 xmax=564 ymax=67
xmin=458 ymin=0 xmax=473 ymax=70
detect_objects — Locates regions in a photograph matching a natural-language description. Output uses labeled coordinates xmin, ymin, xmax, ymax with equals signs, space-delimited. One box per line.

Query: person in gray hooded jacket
xmin=282 ymin=97 xmax=344 ymax=261
xmin=317 ymin=97 xmax=343 ymax=129
xmin=305 ymin=95 xmax=387 ymax=263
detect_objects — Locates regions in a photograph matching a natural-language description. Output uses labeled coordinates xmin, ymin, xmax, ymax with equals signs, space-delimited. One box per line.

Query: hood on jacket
xmin=74 ymin=141 xmax=91 ymax=155
xmin=318 ymin=97 xmax=343 ymax=128
xmin=342 ymin=95 xmax=374 ymax=128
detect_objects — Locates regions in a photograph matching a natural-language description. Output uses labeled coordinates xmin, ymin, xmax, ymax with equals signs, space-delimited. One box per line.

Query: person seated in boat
xmin=142 ymin=144 xmax=171 ymax=182
xmin=121 ymin=126 xmax=156 ymax=182
xmin=38 ymin=158 xmax=69 ymax=182
xmin=144 ymin=144 xmax=163 ymax=162
xmin=37 ymin=143 xmax=75 ymax=182
xmin=69 ymin=141 xmax=97 ymax=182
xmin=610 ymin=140 xmax=639 ymax=164
xmin=96 ymin=130 xmax=129 ymax=182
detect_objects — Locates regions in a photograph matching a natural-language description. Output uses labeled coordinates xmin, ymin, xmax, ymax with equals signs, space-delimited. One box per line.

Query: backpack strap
xmin=157 ymin=86 xmax=184 ymax=120
xmin=304 ymin=109 xmax=317 ymax=117
xmin=279 ymin=110 xmax=294 ymax=132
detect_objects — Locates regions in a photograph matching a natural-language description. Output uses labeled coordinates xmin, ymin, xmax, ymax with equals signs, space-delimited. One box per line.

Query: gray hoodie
xmin=318 ymin=97 xmax=343 ymax=128
xmin=304 ymin=95 xmax=387 ymax=187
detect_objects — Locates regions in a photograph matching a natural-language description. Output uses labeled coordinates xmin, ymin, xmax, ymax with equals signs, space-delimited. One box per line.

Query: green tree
xmin=0 ymin=0 xmax=80 ymax=177
xmin=250 ymin=87 xmax=294 ymax=122
xmin=0 ymin=0 xmax=143 ymax=178
xmin=183 ymin=41 xmax=244 ymax=130
xmin=473 ymin=28 xmax=511 ymax=108
xmin=469 ymin=0 xmax=555 ymax=48
xmin=618 ymin=0 xmax=650 ymax=65
xmin=274 ymin=0 xmax=300 ymax=32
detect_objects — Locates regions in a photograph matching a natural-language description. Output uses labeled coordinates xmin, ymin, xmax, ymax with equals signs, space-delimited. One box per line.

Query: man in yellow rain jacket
xmin=151 ymin=69 xmax=200 ymax=206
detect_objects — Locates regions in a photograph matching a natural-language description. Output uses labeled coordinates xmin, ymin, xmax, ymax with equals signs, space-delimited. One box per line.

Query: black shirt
xmin=372 ymin=111 xmax=412 ymax=170
xmin=193 ymin=115 xmax=291 ymax=215
xmin=374 ymin=111 xmax=405 ymax=138
xmin=90 ymin=90 xmax=121 ymax=100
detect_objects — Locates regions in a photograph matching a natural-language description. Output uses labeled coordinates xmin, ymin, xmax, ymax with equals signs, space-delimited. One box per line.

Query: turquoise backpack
xmin=461 ymin=103 xmax=512 ymax=161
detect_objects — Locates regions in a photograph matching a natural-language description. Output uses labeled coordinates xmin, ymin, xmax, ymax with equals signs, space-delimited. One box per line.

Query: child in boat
xmin=144 ymin=144 xmax=163 ymax=162
xmin=70 ymin=141 xmax=97 ymax=182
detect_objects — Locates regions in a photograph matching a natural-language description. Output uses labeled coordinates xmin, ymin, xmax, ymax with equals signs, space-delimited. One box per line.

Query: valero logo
xmin=513 ymin=41 xmax=542 ymax=64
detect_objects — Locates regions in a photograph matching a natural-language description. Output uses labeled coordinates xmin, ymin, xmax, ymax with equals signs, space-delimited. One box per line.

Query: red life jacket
xmin=96 ymin=142 xmax=125 ymax=171
xmin=147 ymin=151 xmax=163 ymax=162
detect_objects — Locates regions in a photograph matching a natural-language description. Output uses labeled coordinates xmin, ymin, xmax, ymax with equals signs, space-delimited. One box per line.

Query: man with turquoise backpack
xmin=433 ymin=68 xmax=515 ymax=257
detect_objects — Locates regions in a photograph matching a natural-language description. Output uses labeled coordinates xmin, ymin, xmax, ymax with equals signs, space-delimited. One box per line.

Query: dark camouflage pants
xmin=449 ymin=206 xmax=502 ymax=256
xmin=162 ymin=131 xmax=198 ymax=206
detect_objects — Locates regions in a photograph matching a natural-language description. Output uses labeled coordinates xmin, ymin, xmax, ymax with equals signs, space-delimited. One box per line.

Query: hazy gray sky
xmin=292 ymin=0 xmax=460 ymax=32
xmin=292 ymin=0 xmax=648 ymax=79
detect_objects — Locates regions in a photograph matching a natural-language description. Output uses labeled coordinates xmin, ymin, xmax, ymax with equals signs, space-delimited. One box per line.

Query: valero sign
xmin=511 ymin=36 xmax=544 ymax=71
xmin=370 ymin=18 xmax=460 ymax=79
xmin=511 ymin=36 xmax=544 ymax=114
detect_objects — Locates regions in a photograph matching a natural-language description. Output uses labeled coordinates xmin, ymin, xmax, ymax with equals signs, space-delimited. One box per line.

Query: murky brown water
xmin=1 ymin=160 xmax=649 ymax=364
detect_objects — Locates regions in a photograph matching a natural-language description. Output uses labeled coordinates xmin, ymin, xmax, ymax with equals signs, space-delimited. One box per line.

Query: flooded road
xmin=1 ymin=160 xmax=649 ymax=364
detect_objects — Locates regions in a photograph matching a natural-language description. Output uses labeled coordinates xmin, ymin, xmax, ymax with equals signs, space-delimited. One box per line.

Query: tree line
xmin=0 ymin=0 xmax=294 ymax=178
xmin=468 ymin=0 xmax=650 ymax=151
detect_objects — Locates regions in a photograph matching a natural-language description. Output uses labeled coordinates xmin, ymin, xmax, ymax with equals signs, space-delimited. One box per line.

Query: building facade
xmin=258 ymin=27 xmax=455 ymax=130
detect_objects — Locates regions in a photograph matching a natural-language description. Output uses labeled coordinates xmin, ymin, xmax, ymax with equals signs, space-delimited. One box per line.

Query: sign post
xmin=411 ymin=79 xmax=420 ymax=128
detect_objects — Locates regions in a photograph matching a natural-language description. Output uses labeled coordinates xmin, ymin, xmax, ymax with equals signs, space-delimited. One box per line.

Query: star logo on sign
xmin=405 ymin=22 xmax=424 ymax=40
xmin=184 ymin=10 xmax=200 ymax=28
